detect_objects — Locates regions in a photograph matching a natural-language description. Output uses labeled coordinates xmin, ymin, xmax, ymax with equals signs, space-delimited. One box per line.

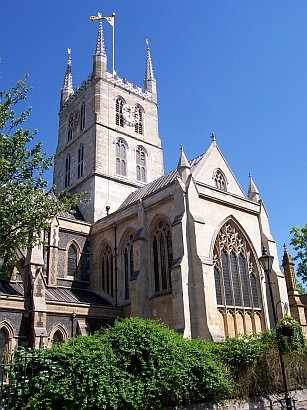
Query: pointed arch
xmin=115 ymin=96 xmax=125 ymax=127
xmin=212 ymin=217 xmax=263 ymax=336
xmin=119 ymin=229 xmax=136 ymax=301
xmin=134 ymin=104 xmax=144 ymax=135
xmin=66 ymin=241 xmax=80 ymax=277
xmin=50 ymin=325 xmax=68 ymax=345
xmin=65 ymin=153 xmax=71 ymax=188
xmin=80 ymin=101 xmax=86 ymax=131
xmin=77 ymin=143 xmax=84 ymax=179
xmin=136 ymin=145 xmax=147 ymax=182
xmin=115 ymin=137 xmax=128 ymax=176
xmin=212 ymin=168 xmax=227 ymax=191
xmin=0 ymin=321 xmax=15 ymax=355
xmin=150 ymin=216 xmax=173 ymax=293
xmin=100 ymin=241 xmax=114 ymax=297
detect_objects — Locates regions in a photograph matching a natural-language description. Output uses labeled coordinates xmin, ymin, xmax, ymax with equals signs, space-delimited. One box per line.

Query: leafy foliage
xmin=2 ymin=319 xmax=307 ymax=409
xmin=0 ymin=77 xmax=85 ymax=269
xmin=290 ymin=224 xmax=307 ymax=283
xmin=275 ymin=316 xmax=306 ymax=355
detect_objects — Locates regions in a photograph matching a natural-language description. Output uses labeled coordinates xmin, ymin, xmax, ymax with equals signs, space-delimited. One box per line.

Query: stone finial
xmin=95 ymin=20 xmax=106 ymax=56
xmin=177 ymin=145 xmax=191 ymax=183
xmin=248 ymin=173 xmax=260 ymax=203
xmin=210 ymin=132 xmax=216 ymax=142
xmin=62 ymin=48 xmax=73 ymax=91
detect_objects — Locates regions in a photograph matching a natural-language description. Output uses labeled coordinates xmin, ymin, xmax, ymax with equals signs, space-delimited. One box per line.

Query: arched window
xmin=123 ymin=234 xmax=134 ymax=300
xmin=78 ymin=144 xmax=84 ymax=179
xmin=101 ymin=244 xmax=114 ymax=297
xmin=52 ymin=330 xmax=64 ymax=344
xmin=115 ymin=138 xmax=127 ymax=176
xmin=213 ymin=169 xmax=227 ymax=191
xmin=65 ymin=154 xmax=71 ymax=188
xmin=67 ymin=244 xmax=77 ymax=277
xmin=134 ymin=105 xmax=143 ymax=135
xmin=136 ymin=146 xmax=146 ymax=182
xmin=152 ymin=220 xmax=173 ymax=292
xmin=115 ymin=97 xmax=124 ymax=127
xmin=80 ymin=102 xmax=86 ymax=131
xmin=0 ymin=328 xmax=8 ymax=358
xmin=213 ymin=221 xmax=262 ymax=335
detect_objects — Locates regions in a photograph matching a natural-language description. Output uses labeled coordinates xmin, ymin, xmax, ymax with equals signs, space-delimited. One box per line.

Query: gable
xmin=191 ymin=142 xmax=246 ymax=198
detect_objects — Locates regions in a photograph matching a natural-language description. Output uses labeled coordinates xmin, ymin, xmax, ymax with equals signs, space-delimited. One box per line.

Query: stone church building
xmin=1 ymin=22 xmax=305 ymax=351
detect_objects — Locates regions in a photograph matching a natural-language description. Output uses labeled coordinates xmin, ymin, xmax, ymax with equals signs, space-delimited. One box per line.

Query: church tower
xmin=53 ymin=22 xmax=164 ymax=223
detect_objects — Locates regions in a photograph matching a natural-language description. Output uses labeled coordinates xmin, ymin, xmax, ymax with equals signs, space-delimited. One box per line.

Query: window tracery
xmin=101 ymin=244 xmax=114 ymax=297
xmin=134 ymin=105 xmax=143 ymax=134
xmin=213 ymin=169 xmax=227 ymax=191
xmin=115 ymin=138 xmax=127 ymax=176
xmin=152 ymin=220 xmax=173 ymax=292
xmin=123 ymin=234 xmax=134 ymax=300
xmin=213 ymin=221 xmax=262 ymax=335
xmin=136 ymin=146 xmax=146 ymax=182
xmin=115 ymin=97 xmax=124 ymax=127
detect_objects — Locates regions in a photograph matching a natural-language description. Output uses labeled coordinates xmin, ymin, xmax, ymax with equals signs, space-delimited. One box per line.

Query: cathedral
xmin=1 ymin=21 xmax=306 ymax=350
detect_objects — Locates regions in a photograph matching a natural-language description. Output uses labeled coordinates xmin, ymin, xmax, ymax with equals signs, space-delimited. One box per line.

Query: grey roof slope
xmin=118 ymin=153 xmax=205 ymax=210
xmin=0 ymin=280 xmax=111 ymax=306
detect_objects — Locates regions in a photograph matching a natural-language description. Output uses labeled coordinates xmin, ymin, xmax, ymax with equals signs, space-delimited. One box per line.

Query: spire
xmin=93 ymin=19 xmax=107 ymax=78
xmin=60 ymin=49 xmax=73 ymax=110
xmin=144 ymin=39 xmax=157 ymax=101
xmin=95 ymin=21 xmax=106 ymax=56
xmin=282 ymin=244 xmax=298 ymax=293
xmin=248 ymin=173 xmax=259 ymax=202
xmin=177 ymin=145 xmax=191 ymax=183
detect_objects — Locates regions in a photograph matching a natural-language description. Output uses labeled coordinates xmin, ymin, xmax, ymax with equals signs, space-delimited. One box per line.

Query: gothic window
xmin=134 ymin=105 xmax=143 ymax=135
xmin=65 ymin=154 xmax=71 ymax=188
xmin=213 ymin=222 xmax=262 ymax=335
xmin=152 ymin=220 xmax=173 ymax=292
xmin=67 ymin=244 xmax=77 ymax=277
xmin=101 ymin=244 xmax=114 ymax=297
xmin=213 ymin=169 xmax=227 ymax=191
xmin=77 ymin=144 xmax=84 ymax=179
xmin=80 ymin=102 xmax=86 ymax=131
xmin=52 ymin=330 xmax=64 ymax=344
xmin=0 ymin=328 xmax=8 ymax=357
xmin=68 ymin=128 xmax=73 ymax=141
xmin=115 ymin=97 xmax=124 ymax=127
xmin=136 ymin=146 xmax=146 ymax=182
xmin=123 ymin=234 xmax=134 ymax=300
xmin=115 ymin=138 xmax=127 ymax=176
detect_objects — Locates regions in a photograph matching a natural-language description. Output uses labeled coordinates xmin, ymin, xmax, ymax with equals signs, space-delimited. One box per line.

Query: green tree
xmin=297 ymin=282 xmax=307 ymax=295
xmin=0 ymin=76 xmax=84 ymax=269
xmin=290 ymin=224 xmax=307 ymax=283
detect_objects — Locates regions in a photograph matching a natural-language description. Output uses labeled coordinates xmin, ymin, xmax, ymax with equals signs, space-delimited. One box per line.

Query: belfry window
xmin=115 ymin=138 xmax=127 ymax=176
xmin=134 ymin=105 xmax=143 ymax=135
xmin=136 ymin=146 xmax=146 ymax=182
xmin=213 ymin=221 xmax=262 ymax=336
xmin=77 ymin=144 xmax=84 ymax=179
xmin=102 ymin=244 xmax=114 ymax=297
xmin=115 ymin=97 xmax=124 ymax=127
xmin=153 ymin=220 xmax=173 ymax=292
xmin=80 ymin=102 xmax=86 ymax=131
xmin=124 ymin=234 xmax=134 ymax=300
xmin=67 ymin=244 xmax=77 ymax=276
xmin=65 ymin=154 xmax=71 ymax=188
xmin=213 ymin=169 xmax=227 ymax=191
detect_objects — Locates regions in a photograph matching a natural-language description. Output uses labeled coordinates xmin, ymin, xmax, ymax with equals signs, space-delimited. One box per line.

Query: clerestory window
xmin=101 ymin=244 xmax=114 ymax=297
xmin=67 ymin=244 xmax=77 ymax=277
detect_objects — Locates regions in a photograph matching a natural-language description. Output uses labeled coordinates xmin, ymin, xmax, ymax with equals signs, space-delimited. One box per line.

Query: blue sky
xmin=1 ymin=1 xmax=307 ymax=269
